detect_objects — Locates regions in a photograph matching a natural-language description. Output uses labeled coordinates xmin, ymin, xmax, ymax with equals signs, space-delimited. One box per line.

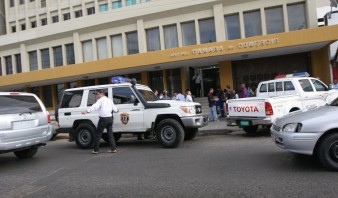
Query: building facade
xmin=0 ymin=0 xmax=338 ymax=110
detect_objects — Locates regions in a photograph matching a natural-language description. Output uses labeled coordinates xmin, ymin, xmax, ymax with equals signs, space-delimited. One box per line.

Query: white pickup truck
xmin=226 ymin=74 xmax=331 ymax=134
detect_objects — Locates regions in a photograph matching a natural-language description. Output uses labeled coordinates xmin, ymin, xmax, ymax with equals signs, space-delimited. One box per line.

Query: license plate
xmin=12 ymin=120 xmax=36 ymax=130
xmin=239 ymin=120 xmax=250 ymax=126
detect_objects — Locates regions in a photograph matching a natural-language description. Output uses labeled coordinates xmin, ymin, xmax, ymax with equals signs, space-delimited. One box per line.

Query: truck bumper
xmin=181 ymin=115 xmax=209 ymax=128
xmin=226 ymin=116 xmax=272 ymax=127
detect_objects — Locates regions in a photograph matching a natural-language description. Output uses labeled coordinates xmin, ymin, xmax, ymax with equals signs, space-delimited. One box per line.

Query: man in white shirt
xmin=192 ymin=73 xmax=202 ymax=97
xmin=172 ymin=91 xmax=185 ymax=101
xmin=185 ymin=89 xmax=193 ymax=102
xmin=81 ymin=89 xmax=118 ymax=154
xmin=333 ymin=78 xmax=338 ymax=89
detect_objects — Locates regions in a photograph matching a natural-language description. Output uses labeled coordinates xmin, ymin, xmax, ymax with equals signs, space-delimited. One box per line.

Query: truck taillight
xmin=47 ymin=111 xmax=51 ymax=123
xmin=265 ymin=102 xmax=273 ymax=116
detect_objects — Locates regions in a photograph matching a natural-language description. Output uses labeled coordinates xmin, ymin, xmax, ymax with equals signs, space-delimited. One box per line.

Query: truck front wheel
xmin=243 ymin=125 xmax=258 ymax=134
xmin=156 ymin=119 xmax=185 ymax=148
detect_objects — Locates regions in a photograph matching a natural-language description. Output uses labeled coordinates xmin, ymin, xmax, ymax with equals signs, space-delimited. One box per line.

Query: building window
xmin=265 ymin=6 xmax=284 ymax=34
xmin=146 ymin=27 xmax=161 ymax=51
xmin=99 ymin=4 xmax=108 ymax=12
xmin=52 ymin=16 xmax=59 ymax=23
xmin=31 ymin=21 xmax=37 ymax=28
xmin=41 ymin=18 xmax=47 ymax=26
xmin=63 ymin=13 xmax=70 ymax=21
xmin=111 ymin=34 xmax=123 ymax=57
xmin=244 ymin=10 xmax=262 ymax=38
xmin=15 ymin=54 xmax=22 ymax=73
xmin=181 ymin=21 xmax=196 ymax=46
xmin=140 ymin=0 xmax=150 ymax=3
xmin=53 ymin=46 xmax=63 ymax=67
xmin=225 ymin=14 xmax=241 ymax=40
xmin=112 ymin=1 xmax=122 ymax=9
xmin=43 ymin=85 xmax=53 ymax=108
xmin=11 ymin=26 xmax=16 ymax=33
xmin=29 ymin=51 xmax=38 ymax=71
xmin=126 ymin=0 xmax=136 ymax=6
xmin=5 ymin=56 xmax=13 ymax=75
xmin=126 ymin=31 xmax=139 ymax=55
xmin=164 ymin=24 xmax=178 ymax=49
xmin=41 ymin=48 xmax=50 ymax=69
xmin=199 ymin=18 xmax=216 ymax=43
xmin=10 ymin=0 xmax=15 ymax=7
xmin=97 ymin=37 xmax=108 ymax=60
xmin=82 ymin=40 xmax=93 ymax=62
xmin=287 ymin=3 xmax=307 ymax=31
xmin=41 ymin=0 xmax=46 ymax=8
xmin=66 ymin=43 xmax=75 ymax=65
xmin=20 ymin=0 xmax=25 ymax=5
xmin=75 ymin=10 xmax=82 ymax=18
xmin=87 ymin=7 xmax=95 ymax=15
xmin=21 ymin=24 xmax=26 ymax=30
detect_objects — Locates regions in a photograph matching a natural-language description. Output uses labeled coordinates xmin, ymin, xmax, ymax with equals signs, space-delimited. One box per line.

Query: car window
xmin=87 ymin=89 xmax=108 ymax=106
xmin=276 ymin=82 xmax=283 ymax=92
xmin=259 ymin=84 xmax=267 ymax=92
xmin=311 ymin=79 xmax=328 ymax=92
xmin=112 ymin=87 xmax=136 ymax=104
xmin=299 ymin=79 xmax=313 ymax=92
xmin=0 ymin=95 xmax=42 ymax=115
xmin=284 ymin=81 xmax=295 ymax=91
xmin=268 ymin=83 xmax=275 ymax=92
xmin=60 ymin=90 xmax=83 ymax=108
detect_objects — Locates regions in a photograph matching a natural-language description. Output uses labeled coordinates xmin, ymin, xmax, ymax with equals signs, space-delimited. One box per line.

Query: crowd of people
xmin=154 ymin=89 xmax=195 ymax=102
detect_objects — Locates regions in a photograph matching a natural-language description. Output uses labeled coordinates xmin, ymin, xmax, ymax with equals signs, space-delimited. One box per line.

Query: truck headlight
xmin=180 ymin=106 xmax=195 ymax=114
xmin=282 ymin=123 xmax=302 ymax=132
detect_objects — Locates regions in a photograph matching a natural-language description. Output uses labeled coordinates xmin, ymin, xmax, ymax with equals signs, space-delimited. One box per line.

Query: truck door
xmin=311 ymin=79 xmax=329 ymax=101
xmin=112 ymin=87 xmax=145 ymax=132
xmin=298 ymin=79 xmax=325 ymax=109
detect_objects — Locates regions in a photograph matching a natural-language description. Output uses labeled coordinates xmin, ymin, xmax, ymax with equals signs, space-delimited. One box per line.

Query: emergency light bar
xmin=274 ymin=72 xmax=309 ymax=79
xmin=111 ymin=76 xmax=130 ymax=84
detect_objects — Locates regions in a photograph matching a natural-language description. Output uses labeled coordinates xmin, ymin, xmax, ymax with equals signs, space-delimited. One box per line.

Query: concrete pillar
xmin=213 ymin=3 xmax=226 ymax=42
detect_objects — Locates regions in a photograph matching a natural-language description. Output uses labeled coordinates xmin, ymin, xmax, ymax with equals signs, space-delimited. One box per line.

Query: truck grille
xmin=272 ymin=124 xmax=281 ymax=132
xmin=195 ymin=105 xmax=202 ymax=114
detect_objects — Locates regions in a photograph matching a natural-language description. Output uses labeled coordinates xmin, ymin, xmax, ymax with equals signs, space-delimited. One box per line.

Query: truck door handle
xmin=65 ymin=112 xmax=71 ymax=116
xmin=131 ymin=109 xmax=140 ymax=111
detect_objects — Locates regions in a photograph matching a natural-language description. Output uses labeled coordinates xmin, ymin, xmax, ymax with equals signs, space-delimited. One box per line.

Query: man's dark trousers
xmin=93 ymin=117 xmax=116 ymax=152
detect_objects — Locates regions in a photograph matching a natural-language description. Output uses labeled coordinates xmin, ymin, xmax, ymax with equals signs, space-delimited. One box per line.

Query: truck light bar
xmin=275 ymin=72 xmax=309 ymax=79
xmin=111 ymin=76 xmax=130 ymax=84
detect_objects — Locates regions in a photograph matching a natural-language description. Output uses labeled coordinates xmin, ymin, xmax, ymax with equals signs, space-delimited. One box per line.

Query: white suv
xmin=56 ymin=79 xmax=208 ymax=149
xmin=0 ymin=92 xmax=53 ymax=158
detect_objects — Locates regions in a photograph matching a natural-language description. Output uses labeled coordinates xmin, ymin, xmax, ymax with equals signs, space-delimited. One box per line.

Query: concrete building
xmin=0 ymin=0 xmax=338 ymax=111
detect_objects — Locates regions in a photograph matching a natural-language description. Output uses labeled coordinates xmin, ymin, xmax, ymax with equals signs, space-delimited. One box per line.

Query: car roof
xmin=259 ymin=77 xmax=319 ymax=84
xmin=64 ymin=83 xmax=148 ymax=92
xmin=0 ymin=92 xmax=37 ymax=96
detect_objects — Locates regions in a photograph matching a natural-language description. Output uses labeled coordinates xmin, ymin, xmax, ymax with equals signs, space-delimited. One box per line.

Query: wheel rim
xmin=161 ymin=126 xmax=176 ymax=142
xmin=329 ymin=141 xmax=338 ymax=163
xmin=79 ymin=129 xmax=91 ymax=144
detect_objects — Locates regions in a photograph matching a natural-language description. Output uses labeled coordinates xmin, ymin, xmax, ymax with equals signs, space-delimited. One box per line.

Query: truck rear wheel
xmin=156 ymin=118 xmax=184 ymax=148
xmin=317 ymin=133 xmax=338 ymax=171
xmin=184 ymin=128 xmax=198 ymax=140
xmin=75 ymin=123 xmax=95 ymax=149
xmin=102 ymin=133 xmax=121 ymax=143
xmin=243 ymin=125 xmax=258 ymax=134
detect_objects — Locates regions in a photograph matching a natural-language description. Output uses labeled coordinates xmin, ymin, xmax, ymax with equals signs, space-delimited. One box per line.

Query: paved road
xmin=0 ymin=131 xmax=337 ymax=198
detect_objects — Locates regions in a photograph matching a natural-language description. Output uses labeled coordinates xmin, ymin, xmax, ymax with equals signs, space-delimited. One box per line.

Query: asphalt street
xmin=0 ymin=130 xmax=337 ymax=198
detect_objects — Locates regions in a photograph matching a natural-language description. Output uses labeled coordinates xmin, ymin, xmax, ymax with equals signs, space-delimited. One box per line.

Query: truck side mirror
xmin=328 ymin=84 xmax=333 ymax=90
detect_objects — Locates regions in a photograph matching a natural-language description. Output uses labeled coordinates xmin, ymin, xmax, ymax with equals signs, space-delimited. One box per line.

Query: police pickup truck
xmin=55 ymin=77 xmax=208 ymax=148
xmin=226 ymin=72 xmax=331 ymax=134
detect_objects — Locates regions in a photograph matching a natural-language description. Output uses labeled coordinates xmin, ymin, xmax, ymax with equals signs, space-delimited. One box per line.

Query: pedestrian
xmin=172 ymin=91 xmax=185 ymax=101
xmin=217 ymin=88 xmax=225 ymax=117
xmin=333 ymin=78 xmax=338 ymax=89
xmin=154 ymin=90 xmax=159 ymax=98
xmin=185 ymin=89 xmax=193 ymax=102
xmin=192 ymin=72 xmax=202 ymax=97
xmin=161 ymin=90 xmax=171 ymax=100
xmin=208 ymin=88 xmax=218 ymax=122
xmin=224 ymin=85 xmax=234 ymax=100
xmin=239 ymin=83 xmax=248 ymax=98
xmin=81 ymin=89 xmax=118 ymax=154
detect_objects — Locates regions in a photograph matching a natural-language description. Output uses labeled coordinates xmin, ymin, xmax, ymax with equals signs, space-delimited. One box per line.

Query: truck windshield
xmin=137 ymin=89 xmax=158 ymax=101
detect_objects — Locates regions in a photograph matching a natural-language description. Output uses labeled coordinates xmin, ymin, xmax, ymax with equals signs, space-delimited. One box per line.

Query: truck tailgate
xmin=227 ymin=98 xmax=266 ymax=118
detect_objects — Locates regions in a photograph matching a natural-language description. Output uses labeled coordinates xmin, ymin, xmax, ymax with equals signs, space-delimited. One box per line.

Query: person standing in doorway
xmin=192 ymin=72 xmax=202 ymax=97
xmin=81 ymin=89 xmax=119 ymax=154
xmin=208 ymin=88 xmax=218 ymax=122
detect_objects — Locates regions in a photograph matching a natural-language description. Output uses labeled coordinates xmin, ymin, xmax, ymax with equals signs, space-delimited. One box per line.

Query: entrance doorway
xmin=190 ymin=65 xmax=220 ymax=97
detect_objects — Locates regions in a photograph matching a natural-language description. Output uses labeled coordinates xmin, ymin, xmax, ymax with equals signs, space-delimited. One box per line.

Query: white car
xmin=0 ymin=92 xmax=53 ymax=158
xmin=271 ymin=92 xmax=338 ymax=170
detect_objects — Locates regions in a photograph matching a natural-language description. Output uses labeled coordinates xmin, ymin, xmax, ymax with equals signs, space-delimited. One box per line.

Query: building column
xmin=260 ymin=8 xmax=267 ymax=35
xmin=0 ymin=57 xmax=5 ymax=76
xmin=163 ymin=70 xmax=168 ymax=91
xmin=195 ymin=19 xmax=201 ymax=44
xmin=283 ymin=4 xmax=289 ymax=32
xmin=219 ymin=61 xmax=233 ymax=90
xmin=137 ymin=19 xmax=146 ymax=53
xmin=141 ymin=71 xmax=149 ymax=85
xmin=92 ymin=38 xmax=98 ymax=61
xmin=37 ymin=49 xmax=42 ymax=70
xmin=50 ymin=47 xmax=55 ymax=68
xmin=239 ymin=11 xmax=245 ymax=38
xmin=311 ymin=47 xmax=330 ymax=84
xmin=73 ymin=32 xmax=82 ymax=63
xmin=213 ymin=3 xmax=226 ymax=42
xmin=107 ymin=35 xmax=112 ymax=58
xmin=51 ymin=84 xmax=57 ymax=110
xmin=180 ymin=67 xmax=188 ymax=93
xmin=62 ymin=44 xmax=67 ymax=66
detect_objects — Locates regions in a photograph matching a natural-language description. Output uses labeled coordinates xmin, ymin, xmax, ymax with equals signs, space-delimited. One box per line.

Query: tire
xmin=102 ymin=133 xmax=121 ymax=143
xmin=243 ymin=125 xmax=259 ymax=134
xmin=75 ymin=123 xmax=95 ymax=149
xmin=14 ymin=147 xmax=38 ymax=159
xmin=184 ymin=128 xmax=198 ymax=141
xmin=317 ymin=133 xmax=338 ymax=171
xmin=156 ymin=118 xmax=185 ymax=148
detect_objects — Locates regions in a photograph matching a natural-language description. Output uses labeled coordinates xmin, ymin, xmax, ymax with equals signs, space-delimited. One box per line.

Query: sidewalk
xmin=198 ymin=117 xmax=240 ymax=136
